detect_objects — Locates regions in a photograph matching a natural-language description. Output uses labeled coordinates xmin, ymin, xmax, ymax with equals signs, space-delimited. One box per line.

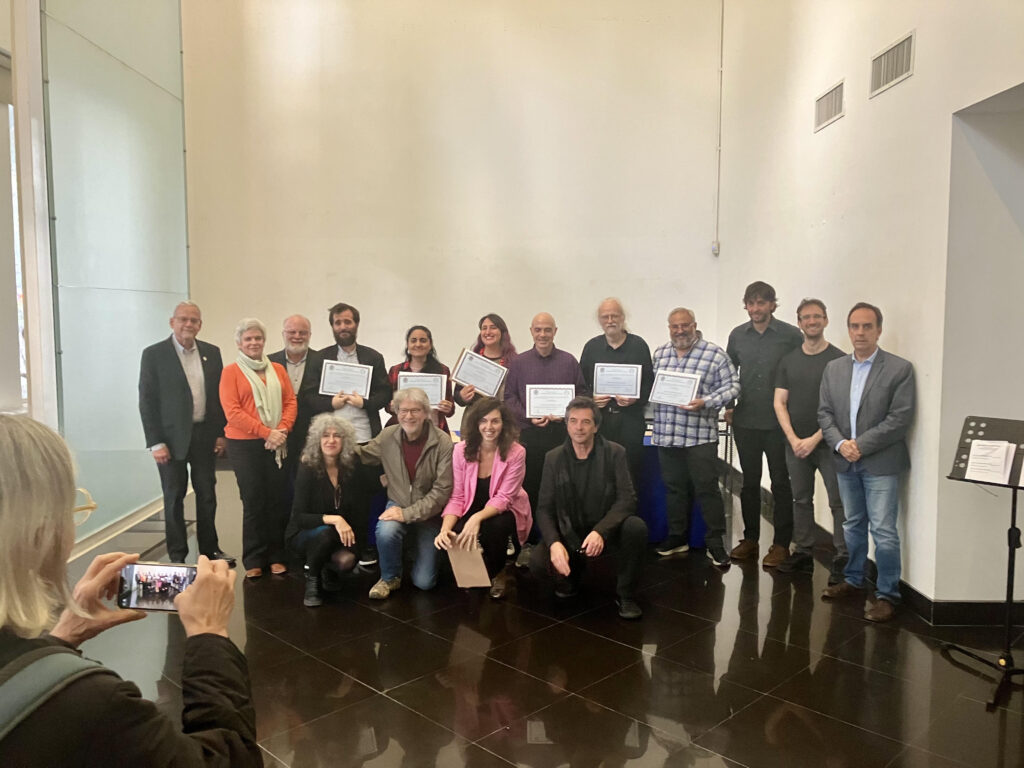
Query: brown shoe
xmin=270 ymin=563 xmax=287 ymax=575
xmin=489 ymin=572 xmax=507 ymax=600
xmin=730 ymin=539 xmax=759 ymax=560
xmin=762 ymin=544 xmax=789 ymax=568
xmin=245 ymin=568 xmax=263 ymax=579
xmin=865 ymin=599 xmax=896 ymax=622
xmin=821 ymin=581 xmax=863 ymax=600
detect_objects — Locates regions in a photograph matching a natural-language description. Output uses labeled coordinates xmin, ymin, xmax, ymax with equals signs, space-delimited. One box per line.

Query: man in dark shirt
xmin=726 ymin=281 xmax=803 ymax=566
xmin=531 ymin=397 xmax=648 ymax=619
xmin=773 ymin=298 xmax=847 ymax=581
xmin=579 ymin=298 xmax=654 ymax=485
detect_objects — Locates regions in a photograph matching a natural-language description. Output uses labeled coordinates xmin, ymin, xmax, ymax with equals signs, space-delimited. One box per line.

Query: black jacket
xmin=268 ymin=347 xmax=324 ymax=456
xmin=0 ymin=630 xmax=261 ymax=767
xmin=139 ymin=336 xmax=227 ymax=459
xmin=536 ymin=435 xmax=636 ymax=550
xmin=284 ymin=462 xmax=363 ymax=546
xmin=310 ymin=343 xmax=390 ymax=438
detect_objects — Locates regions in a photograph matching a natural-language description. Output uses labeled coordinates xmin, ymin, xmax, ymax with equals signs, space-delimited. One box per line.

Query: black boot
xmin=303 ymin=574 xmax=323 ymax=607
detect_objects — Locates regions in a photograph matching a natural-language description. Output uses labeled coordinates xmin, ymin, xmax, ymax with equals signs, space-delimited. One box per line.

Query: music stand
xmin=944 ymin=416 xmax=1024 ymax=710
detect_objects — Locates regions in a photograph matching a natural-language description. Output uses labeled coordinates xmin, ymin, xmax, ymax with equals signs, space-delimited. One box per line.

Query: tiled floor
xmin=73 ymin=473 xmax=1024 ymax=767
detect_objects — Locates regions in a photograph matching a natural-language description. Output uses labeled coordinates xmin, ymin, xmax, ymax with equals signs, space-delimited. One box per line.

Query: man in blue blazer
xmin=818 ymin=302 xmax=915 ymax=621
xmin=139 ymin=301 xmax=234 ymax=566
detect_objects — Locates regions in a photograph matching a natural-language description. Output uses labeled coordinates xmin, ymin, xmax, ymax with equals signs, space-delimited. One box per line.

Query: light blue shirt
xmin=836 ymin=348 xmax=878 ymax=452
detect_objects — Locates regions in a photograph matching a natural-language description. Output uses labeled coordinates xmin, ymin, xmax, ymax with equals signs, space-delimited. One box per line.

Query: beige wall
xmin=718 ymin=0 xmax=1024 ymax=599
xmin=181 ymin=0 xmax=724 ymax=372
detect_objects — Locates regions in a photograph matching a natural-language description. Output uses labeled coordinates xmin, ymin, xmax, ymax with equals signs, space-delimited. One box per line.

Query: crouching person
xmin=530 ymin=396 xmax=647 ymax=619
xmin=359 ymin=387 xmax=454 ymax=599
xmin=284 ymin=413 xmax=364 ymax=607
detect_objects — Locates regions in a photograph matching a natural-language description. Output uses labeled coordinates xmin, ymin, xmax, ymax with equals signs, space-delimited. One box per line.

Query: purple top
xmin=503 ymin=346 xmax=587 ymax=429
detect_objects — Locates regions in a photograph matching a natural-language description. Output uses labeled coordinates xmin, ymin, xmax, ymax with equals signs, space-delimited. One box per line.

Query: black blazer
xmin=269 ymin=347 xmax=324 ymax=455
xmin=310 ymin=343 xmax=390 ymax=438
xmin=139 ymin=336 xmax=226 ymax=460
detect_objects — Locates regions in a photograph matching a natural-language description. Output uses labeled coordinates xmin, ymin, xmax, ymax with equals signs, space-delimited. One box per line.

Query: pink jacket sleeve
xmin=441 ymin=442 xmax=470 ymax=518
xmin=487 ymin=442 xmax=526 ymax=512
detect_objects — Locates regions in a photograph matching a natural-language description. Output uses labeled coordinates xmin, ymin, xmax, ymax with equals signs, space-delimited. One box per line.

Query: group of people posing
xmin=138 ymin=279 xmax=915 ymax=624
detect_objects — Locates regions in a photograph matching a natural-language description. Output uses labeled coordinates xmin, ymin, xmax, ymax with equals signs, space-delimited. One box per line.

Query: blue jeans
xmin=836 ymin=467 xmax=902 ymax=603
xmin=375 ymin=502 xmax=439 ymax=590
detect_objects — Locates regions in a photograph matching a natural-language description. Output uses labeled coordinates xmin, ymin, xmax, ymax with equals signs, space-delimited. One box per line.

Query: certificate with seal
xmin=397 ymin=372 xmax=447 ymax=407
xmin=318 ymin=360 xmax=372 ymax=398
xmin=649 ymin=371 xmax=701 ymax=407
xmin=592 ymin=363 xmax=642 ymax=398
xmin=451 ymin=349 xmax=508 ymax=398
xmin=526 ymin=384 xmax=576 ymax=419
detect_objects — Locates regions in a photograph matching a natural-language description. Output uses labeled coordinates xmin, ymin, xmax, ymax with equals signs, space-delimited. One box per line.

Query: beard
xmin=334 ymin=330 xmax=356 ymax=347
xmin=285 ymin=341 xmax=309 ymax=356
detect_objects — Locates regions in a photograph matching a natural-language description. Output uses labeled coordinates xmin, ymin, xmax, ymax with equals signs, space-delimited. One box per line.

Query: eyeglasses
xmin=398 ymin=408 xmax=424 ymax=416
xmin=73 ymin=488 xmax=97 ymax=527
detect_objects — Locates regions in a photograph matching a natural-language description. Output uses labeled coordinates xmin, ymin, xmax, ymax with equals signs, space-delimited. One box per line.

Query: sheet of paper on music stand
xmin=448 ymin=547 xmax=492 ymax=588
xmin=964 ymin=440 xmax=1015 ymax=485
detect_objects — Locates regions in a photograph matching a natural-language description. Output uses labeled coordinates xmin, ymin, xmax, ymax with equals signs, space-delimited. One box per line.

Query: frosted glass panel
xmin=43 ymin=7 xmax=188 ymax=541
xmin=44 ymin=0 xmax=183 ymax=98
xmin=45 ymin=17 xmax=187 ymax=293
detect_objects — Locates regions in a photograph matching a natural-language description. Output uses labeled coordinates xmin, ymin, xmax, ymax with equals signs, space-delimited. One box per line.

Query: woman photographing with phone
xmin=0 ymin=414 xmax=260 ymax=766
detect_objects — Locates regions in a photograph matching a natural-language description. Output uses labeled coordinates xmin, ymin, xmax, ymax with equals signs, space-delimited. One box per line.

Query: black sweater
xmin=284 ymin=462 xmax=361 ymax=545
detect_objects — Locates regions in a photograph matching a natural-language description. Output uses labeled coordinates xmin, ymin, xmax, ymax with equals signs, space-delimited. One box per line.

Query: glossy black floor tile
xmin=347 ymin=577 xmax=473 ymax=622
xmin=578 ymin=657 xmax=760 ymax=742
xmin=249 ymin=654 xmax=376 ymax=740
xmin=768 ymin=655 xmax=959 ymax=743
xmin=910 ymin=694 xmax=1024 ymax=766
xmin=658 ymin=624 xmax=817 ymax=693
xmin=567 ymin=599 xmax=714 ymax=651
xmin=259 ymin=694 xmax=514 ymax=768
xmin=312 ymin=623 xmax=480 ymax=692
xmin=248 ymin=597 xmax=402 ymax=651
xmin=694 ymin=694 xmax=906 ymax=767
xmin=486 ymin=622 xmax=642 ymax=692
xmin=389 ymin=654 xmax=569 ymax=741
xmin=411 ymin=594 xmax=556 ymax=654
xmin=884 ymin=745 xmax=974 ymax=767
xmin=476 ymin=694 xmax=735 ymax=767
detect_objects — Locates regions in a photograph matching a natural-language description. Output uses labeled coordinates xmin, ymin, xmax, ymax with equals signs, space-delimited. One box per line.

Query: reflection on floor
xmin=73 ymin=471 xmax=1024 ymax=767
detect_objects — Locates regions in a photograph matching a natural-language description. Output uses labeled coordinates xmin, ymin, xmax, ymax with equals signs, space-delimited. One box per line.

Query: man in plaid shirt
xmin=652 ymin=307 xmax=739 ymax=567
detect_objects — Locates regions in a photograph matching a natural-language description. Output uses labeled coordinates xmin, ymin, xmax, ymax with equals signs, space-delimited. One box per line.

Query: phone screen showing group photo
xmin=118 ymin=562 xmax=197 ymax=612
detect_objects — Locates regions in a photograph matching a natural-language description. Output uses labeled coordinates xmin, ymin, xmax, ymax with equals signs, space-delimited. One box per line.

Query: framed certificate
xmin=526 ymin=384 xmax=576 ymax=419
xmin=319 ymin=360 xmax=372 ymax=398
xmin=649 ymin=370 xmax=701 ymax=407
xmin=451 ymin=349 xmax=508 ymax=398
xmin=397 ymin=372 xmax=447 ymax=407
xmin=592 ymin=363 xmax=642 ymax=398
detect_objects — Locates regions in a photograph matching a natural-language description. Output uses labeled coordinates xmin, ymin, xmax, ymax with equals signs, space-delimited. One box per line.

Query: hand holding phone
xmin=118 ymin=561 xmax=198 ymax=612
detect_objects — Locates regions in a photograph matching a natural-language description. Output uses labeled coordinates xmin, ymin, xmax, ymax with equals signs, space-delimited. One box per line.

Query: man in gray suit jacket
xmin=818 ymin=302 xmax=915 ymax=622
xmin=268 ymin=314 xmax=323 ymax=485
xmin=139 ymin=301 xmax=233 ymax=566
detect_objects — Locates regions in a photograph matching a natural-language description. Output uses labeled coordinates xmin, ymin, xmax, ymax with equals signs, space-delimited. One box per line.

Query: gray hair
xmin=301 ymin=413 xmax=358 ymax=476
xmin=171 ymin=300 xmax=201 ymax=318
xmin=667 ymin=306 xmax=697 ymax=323
xmin=0 ymin=414 xmax=81 ymax=637
xmin=393 ymin=387 xmax=430 ymax=413
xmin=234 ymin=317 xmax=267 ymax=345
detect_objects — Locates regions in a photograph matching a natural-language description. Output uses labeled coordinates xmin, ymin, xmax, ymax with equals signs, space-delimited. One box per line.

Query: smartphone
xmin=117 ymin=561 xmax=198 ymax=612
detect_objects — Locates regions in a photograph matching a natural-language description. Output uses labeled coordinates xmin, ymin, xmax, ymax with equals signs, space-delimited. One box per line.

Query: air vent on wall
xmin=870 ymin=32 xmax=914 ymax=98
xmin=814 ymin=81 xmax=844 ymax=132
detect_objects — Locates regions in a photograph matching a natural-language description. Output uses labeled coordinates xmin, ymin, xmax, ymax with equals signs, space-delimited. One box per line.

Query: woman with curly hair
xmin=284 ymin=413 xmax=363 ymax=607
xmin=434 ymin=397 xmax=531 ymax=598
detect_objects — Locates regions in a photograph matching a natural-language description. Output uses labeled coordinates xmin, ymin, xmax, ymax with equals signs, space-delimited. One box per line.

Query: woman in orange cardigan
xmin=220 ymin=318 xmax=297 ymax=578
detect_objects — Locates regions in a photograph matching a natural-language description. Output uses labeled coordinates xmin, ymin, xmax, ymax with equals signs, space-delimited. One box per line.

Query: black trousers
xmin=452 ymin=511 xmax=516 ymax=578
xmin=520 ymin=423 xmax=567 ymax=539
xmin=598 ymin=410 xmax=645 ymax=489
xmin=658 ymin=442 xmax=727 ymax=549
xmin=157 ymin=421 xmax=220 ymax=562
xmin=733 ymin=426 xmax=794 ymax=547
xmin=530 ymin=515 xmax=648 ymax=599
xmin=227 ymin=438 xmax=287 ymax=569
xmin=290 ymin=525 xmax=356 ymax=575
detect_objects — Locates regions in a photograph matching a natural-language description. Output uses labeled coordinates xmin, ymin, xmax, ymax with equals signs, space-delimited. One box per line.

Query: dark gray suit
xmin=818 ymin=348 xmax=915 ymax=475
xmin=268 ymin=347 xmax=323 ymax=478
xmin=139 ymin=336 xmax=227 ymax=561
xmin=818 ymin=347 xmax=915 ymax=603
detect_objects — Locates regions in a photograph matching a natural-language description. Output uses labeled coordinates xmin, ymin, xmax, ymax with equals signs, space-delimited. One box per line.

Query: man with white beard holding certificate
xmin=651 ymin=307 xmax=739 ymax=567
xmin=580 ymin=298 xmax=654 ymax=486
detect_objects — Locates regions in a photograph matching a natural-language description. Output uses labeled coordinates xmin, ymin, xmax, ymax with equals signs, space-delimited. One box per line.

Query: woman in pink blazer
xmin=435 ymin=397 xmax=531 ymax=598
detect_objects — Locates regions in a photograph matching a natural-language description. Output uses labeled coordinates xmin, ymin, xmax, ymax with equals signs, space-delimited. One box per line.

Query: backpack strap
xmin=0 ymin=645 xmax=112 ymax=741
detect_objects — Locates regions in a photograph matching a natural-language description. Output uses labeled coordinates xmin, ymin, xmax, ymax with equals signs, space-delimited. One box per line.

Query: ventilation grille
xmin=814 ymin=81 xmax=844 ymax=132
xmin=870 ymin=33 xmax=914 ymax=97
